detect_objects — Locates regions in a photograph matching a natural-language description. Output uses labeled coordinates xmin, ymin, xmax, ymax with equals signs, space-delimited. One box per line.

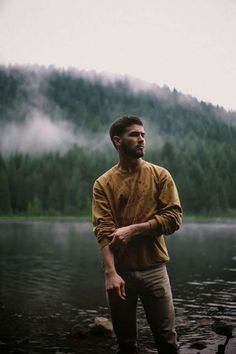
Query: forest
xmin=0 ymin=65 xmax=236 ymax=217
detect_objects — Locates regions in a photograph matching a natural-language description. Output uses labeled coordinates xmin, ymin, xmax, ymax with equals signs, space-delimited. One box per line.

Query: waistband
xmin=117 ymin=262 xmax=166 ymax=273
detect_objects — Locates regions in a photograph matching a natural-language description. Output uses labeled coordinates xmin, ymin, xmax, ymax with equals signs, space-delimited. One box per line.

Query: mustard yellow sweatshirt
xmin=92 ymin=159 xmax=183 ymax=270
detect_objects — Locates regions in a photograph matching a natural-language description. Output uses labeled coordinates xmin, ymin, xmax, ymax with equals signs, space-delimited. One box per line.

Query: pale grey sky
xmin=0 ymin=0 xmax=235 ymax=110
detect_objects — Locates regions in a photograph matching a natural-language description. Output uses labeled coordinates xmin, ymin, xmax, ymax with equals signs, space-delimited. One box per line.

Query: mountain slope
xmin=0 ymin=65 xmax=235 ymax=216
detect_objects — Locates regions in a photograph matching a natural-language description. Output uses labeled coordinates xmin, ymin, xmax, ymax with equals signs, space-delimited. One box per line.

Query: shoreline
xmin=0 ymin=303 xmax=235 ymax=354
xmin=0 ymin=215 xmax=236 ymax=223
xmin=0 ymin=215 xmax=91 ymax=222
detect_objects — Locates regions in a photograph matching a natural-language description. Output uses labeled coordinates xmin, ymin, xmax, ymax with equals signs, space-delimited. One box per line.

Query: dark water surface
xmin=0 ymin=221 xmax=235 ymax=353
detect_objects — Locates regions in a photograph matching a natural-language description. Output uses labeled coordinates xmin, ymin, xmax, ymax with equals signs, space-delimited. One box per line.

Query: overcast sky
xmin=0 ymin=0 xmax=235 ymax=111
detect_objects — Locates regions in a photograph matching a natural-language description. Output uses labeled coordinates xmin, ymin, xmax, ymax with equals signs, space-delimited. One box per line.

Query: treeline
xmin=0 ymin=147 xmax=115 ymax=216
xmin=0 ymin=141 xmax=236 ymax=216
xmin=0 ymin=65 xmax=236 ymax=216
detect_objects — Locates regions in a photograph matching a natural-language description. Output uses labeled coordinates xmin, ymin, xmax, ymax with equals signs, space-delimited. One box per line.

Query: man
xmin=92 ymin=115 xmax=183 ymax=354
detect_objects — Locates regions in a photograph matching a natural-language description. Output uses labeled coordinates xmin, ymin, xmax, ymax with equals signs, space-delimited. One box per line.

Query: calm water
xmin=0 ymin=221 xmax=235 ymax=354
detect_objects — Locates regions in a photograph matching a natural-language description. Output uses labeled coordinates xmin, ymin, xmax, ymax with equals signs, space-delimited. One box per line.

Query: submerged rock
xmin=212 ymin=321 xmax=233 ymax=337
xmin=71 ymin=323 xmax=90 ymax=338
xmin=190 ymin=341 xmax=207 ymax=350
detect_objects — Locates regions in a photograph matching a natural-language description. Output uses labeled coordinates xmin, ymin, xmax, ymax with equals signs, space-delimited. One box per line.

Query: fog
xmin=0 ymin=111 xmax=163 ymax=158
xmin=0 ymin=111 xmax=110 ymax=156
xmin=0 ymin=65 xmax=177 ymax=157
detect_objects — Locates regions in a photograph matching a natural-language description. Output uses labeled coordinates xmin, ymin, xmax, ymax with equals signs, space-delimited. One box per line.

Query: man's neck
xmin=117 ymin=155 xmax=143 ymax=173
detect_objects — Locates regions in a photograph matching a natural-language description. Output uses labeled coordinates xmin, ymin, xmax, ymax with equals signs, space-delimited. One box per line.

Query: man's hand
xmin=109 ymin=222 xmax=152 ymax=250
xmin=109 ymin=225 xmax=135 ymax=250
xmin=105 ymin=271 xmax=126 ymax=300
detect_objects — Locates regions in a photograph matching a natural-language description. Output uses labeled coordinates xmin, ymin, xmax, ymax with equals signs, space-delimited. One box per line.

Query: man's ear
xmin=113 ymin=136 xmax=121 ymax=149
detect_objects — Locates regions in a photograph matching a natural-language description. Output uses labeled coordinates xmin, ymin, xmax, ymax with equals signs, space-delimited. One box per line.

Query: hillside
xmin=0 ymin=65 xmax=236 ymax=216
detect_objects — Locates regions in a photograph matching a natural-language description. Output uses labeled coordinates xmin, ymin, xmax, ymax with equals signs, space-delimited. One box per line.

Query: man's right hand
xmin=105 ymin=271 xmax=126 ymax=300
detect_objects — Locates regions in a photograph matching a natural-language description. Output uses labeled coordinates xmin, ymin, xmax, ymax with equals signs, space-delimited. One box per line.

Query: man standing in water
xmin=92 ymin=115 xmax=182 ymax=354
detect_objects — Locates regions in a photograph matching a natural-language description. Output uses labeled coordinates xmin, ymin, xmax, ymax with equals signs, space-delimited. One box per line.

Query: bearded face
xmin=119 ymin=124 xmax=145 ymax=158
xmin=121 ymin=139 xmax=144 ymax=158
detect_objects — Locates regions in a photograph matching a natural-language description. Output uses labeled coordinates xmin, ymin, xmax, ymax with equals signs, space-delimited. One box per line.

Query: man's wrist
xmin=105 ymin=269 xmax=117 ymax=276
xmin=133 ymin=222 xmax=151 ymax=236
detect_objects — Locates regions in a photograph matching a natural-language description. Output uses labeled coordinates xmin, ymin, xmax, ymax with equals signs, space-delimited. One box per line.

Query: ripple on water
xmin=225 ymin=268 xmax=236 ymax=272
xmin=1 ymin=221 xmax=236 ymax=353
xmin=187 ymin=281 xmax=203 ymax=286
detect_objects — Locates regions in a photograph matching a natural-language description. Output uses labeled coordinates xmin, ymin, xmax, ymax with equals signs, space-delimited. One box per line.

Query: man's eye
xmin=129 ymin=132 xmax=145 ymax=137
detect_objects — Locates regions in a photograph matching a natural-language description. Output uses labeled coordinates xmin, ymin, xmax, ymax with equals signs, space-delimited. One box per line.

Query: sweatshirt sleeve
xmin=148 ymin=168 xmax=183 ymax=235
xmin=92 ymin=179 xmax=116 ymax=249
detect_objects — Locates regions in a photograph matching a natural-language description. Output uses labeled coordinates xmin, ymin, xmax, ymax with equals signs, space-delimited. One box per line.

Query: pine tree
xmin=0 ymin=155 xmax=12 ymax=214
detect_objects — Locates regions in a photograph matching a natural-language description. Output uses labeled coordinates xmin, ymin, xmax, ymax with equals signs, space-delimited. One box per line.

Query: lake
xmin=0 ymin=221 xmax=235 ymax=354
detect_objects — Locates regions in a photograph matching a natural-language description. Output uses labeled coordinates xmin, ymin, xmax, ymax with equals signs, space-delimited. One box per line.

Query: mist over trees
xmin=0 ymin=65 xmax=236 ymax=217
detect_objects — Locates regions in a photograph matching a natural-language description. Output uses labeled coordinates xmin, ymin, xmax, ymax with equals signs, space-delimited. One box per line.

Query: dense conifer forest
xmin=0 ymin=65 xmax=236 ymax=217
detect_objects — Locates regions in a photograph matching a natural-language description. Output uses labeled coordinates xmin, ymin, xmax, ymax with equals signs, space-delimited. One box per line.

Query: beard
xmin=121 ymin=141 xmax=144 ymax=158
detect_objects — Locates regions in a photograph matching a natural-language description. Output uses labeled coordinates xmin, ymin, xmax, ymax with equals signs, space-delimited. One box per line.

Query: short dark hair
xmin=109 ymin=115 xmax=143 ymax=146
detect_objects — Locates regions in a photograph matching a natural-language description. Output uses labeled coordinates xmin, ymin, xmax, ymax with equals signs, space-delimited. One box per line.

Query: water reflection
xmin=0 ymin=222 xmax=105 ymax=312
xmin=0 ymin=221 xmax=235 ymax=353
xmin=166 ymin=222 xmax=236 ymax=353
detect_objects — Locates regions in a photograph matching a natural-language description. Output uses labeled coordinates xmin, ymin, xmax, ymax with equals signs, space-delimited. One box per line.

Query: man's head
xmin=109 ymin=115 xmax=145 ymax=158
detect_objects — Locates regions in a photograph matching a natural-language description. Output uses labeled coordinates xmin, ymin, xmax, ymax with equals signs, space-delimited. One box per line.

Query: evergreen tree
xmin=0 ymin=155 xmax=12 ymax=214
xmin=27 ymin=195 xmax=43 ymax=216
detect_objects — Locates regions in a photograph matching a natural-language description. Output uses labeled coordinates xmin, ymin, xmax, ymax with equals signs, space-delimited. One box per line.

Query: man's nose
xmin=138 ymin=134 xmax=145 ymax=142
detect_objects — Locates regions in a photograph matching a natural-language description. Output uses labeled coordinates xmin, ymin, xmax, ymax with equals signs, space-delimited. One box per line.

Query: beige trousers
xmin=108 ymin=264 xmax=179 ymax=354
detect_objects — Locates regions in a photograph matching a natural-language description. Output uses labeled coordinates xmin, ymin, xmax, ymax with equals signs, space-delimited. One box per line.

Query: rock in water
xmin=94 ymin=317 xmax=113 ymax=331
xmin=190 ymin=341 xmax=207 ymax=350
xmin=71 ymin=323 xmax=89 ymax=338
xmin=212 ymin=321 xmax=233 ymax=337
xmin=90 ymin=316 xmax=113 ymax=337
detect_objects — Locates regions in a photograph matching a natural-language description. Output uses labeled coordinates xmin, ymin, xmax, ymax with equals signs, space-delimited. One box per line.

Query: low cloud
xmin=0 ymin=111 xmax=110 ymax=156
